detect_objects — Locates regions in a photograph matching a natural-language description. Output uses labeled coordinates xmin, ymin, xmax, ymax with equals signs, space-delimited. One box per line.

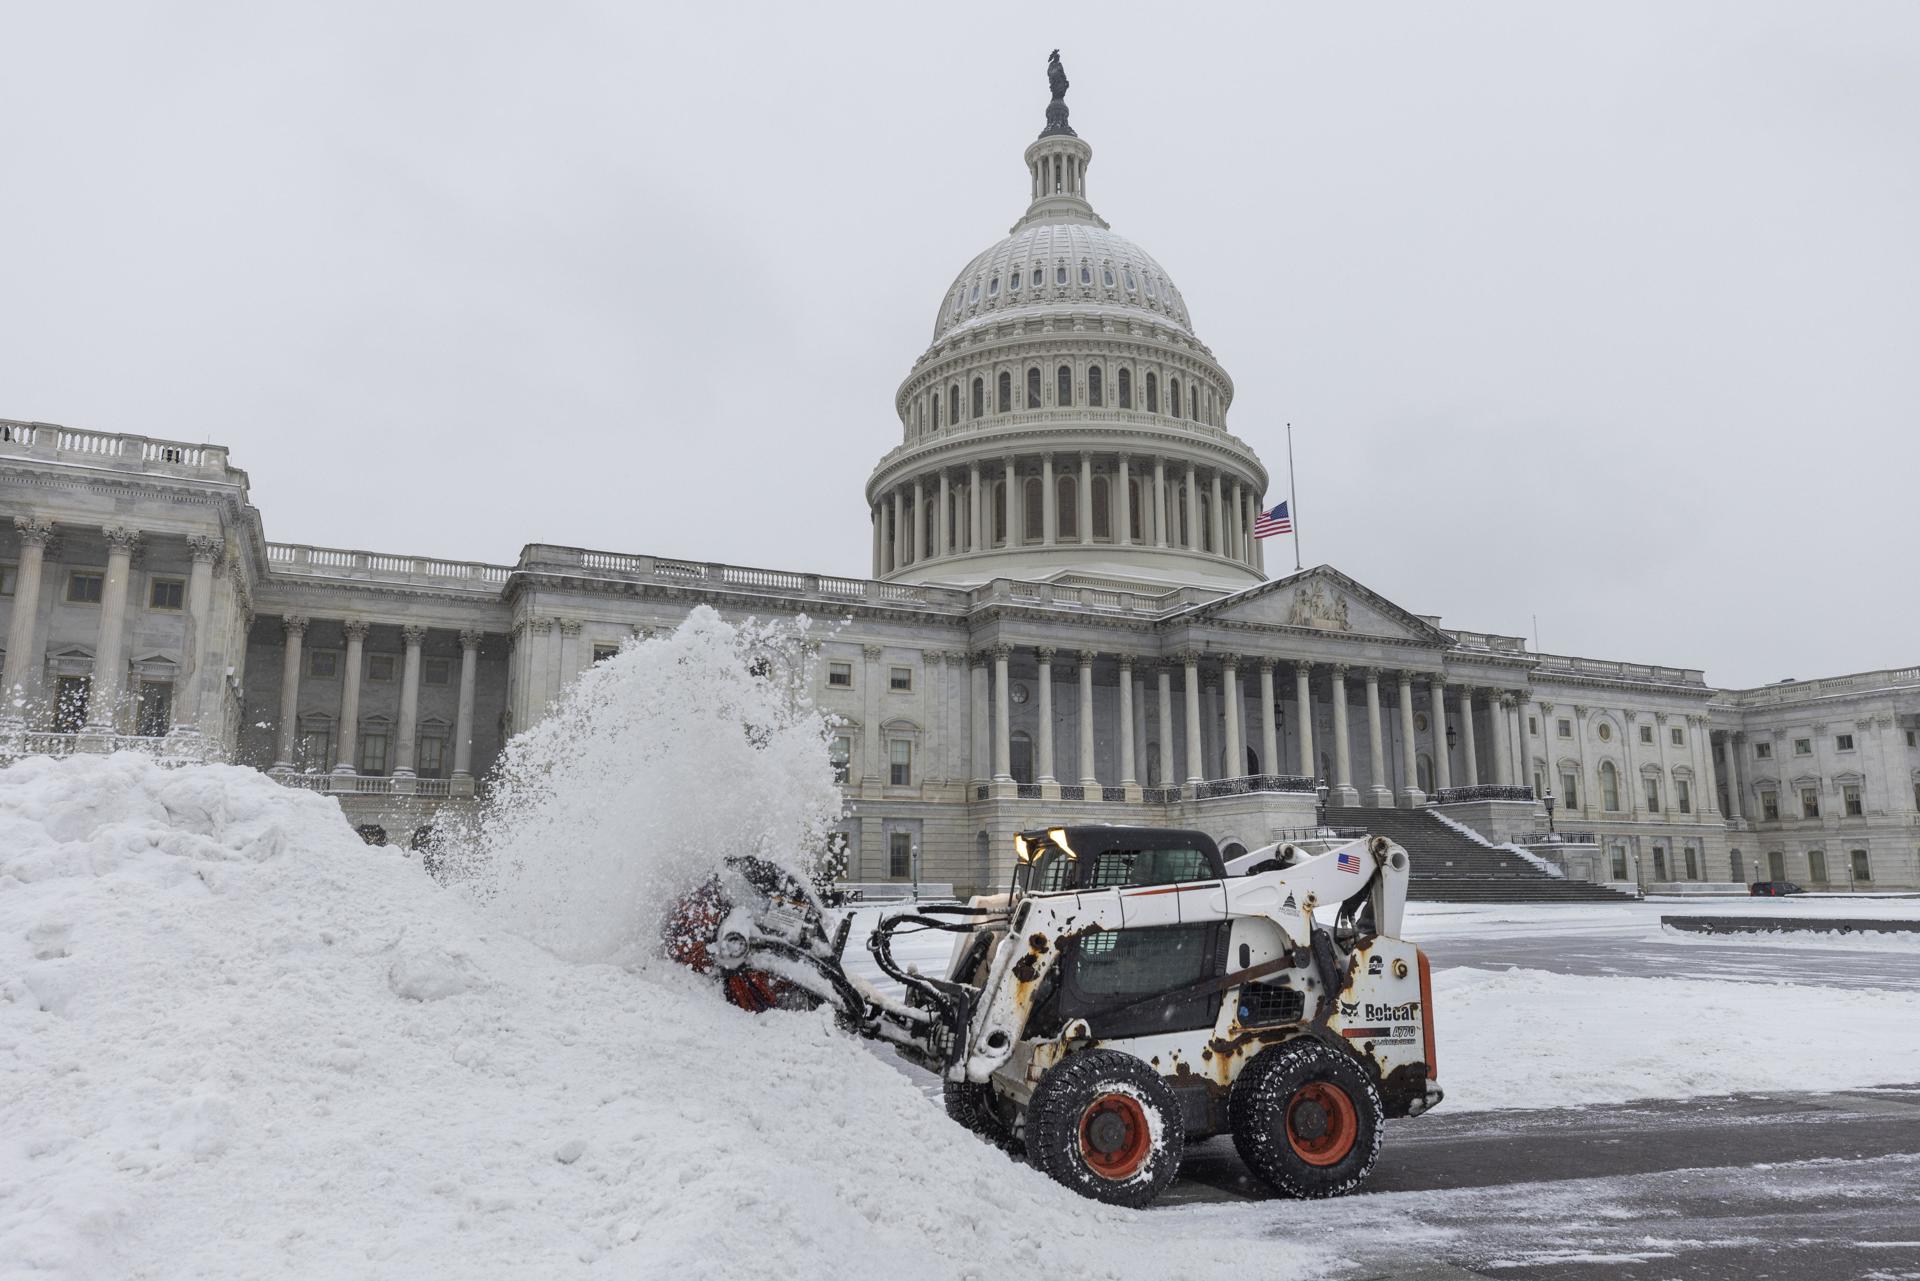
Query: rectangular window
xmin=1677 ymin=779 xmax=1692 ymax=814
xmin=1684 ymin=848 xmax=1699 ymax=880
xmin=66 ymin=571 xmax=104 ymax=604
xmin=1908 ymin=730 xmax=1917 ymax=749
xmin=1835 ymin=733 xmax=1854 ymax=752
xmin=134 ymin=681 xmax=171 ymax=737
xmin=308 ymin=649 xmax=338 ymax=679
xmin=829 ymin=736 xmax=851 ymax=783
xmin=367 ymin=654 xmax=396 ymax=682
xmin=827 ymin=661 xmax=853 ymax=689
xmin=1761 ymin=790 xmax=1780 ymax=821
xmin=1808 ymin=850 xmax=1828 ymax=883
xmin=1852 ymin=849 xmax=1872 ymax=882
xmin=1843 ymin=784 xmax=1862 ymax=816
xmin=1639 ymin=725 xmax=1654 ymax=745
xmin=298 ymin=729 xmax=334 ymax=772
xmin=1755 ymin=741 xmax=1772 ymax=759
xmin=1560 ymin=770 xmax=1579 ymax=809
xmin=418 ymin=736 xmax=446 ymax=779
xmin=889 ymin=739 xmax=912 ymax=786
xmin=0 ymin=563 xmax=15 ymax=596
xmin=358 ymin=732 xmax=389 ymax=776
xmin=1800 ymin=787 xmax=1819 ymax=819
xmin=889 ymin=666 xmax=913 ymax=692
xmin=1611 ymin=850 xmax=1628 ymax=881
xmin=888 ymin=830 xmax=913 ymax=879
xmin=1793 ymin=738 xmax=1812 ymax=756
xmin=1644 ymin=776 xmax=1661 ymax=812
xmin=147 ymin=577 xmax=185 ymax=610
xmin=1671 ymin=726 xmax=1684 ymax=747
xmin=591 ymin=644 xmax=620 ymax=665
xmin=1527 ymin=715 xmax=1538 ymax=735
xmin=424 ymin=657 xmax=453 ymax=685
xmin=1557 ymin=718 xmax=1572 ymax=738
xmin=53 ymin=676 xmax=89 ymax=732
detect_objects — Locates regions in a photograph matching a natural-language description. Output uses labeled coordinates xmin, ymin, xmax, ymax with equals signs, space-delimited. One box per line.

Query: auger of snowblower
xmin=663 ymin=826 xmax=1443 ymax=1208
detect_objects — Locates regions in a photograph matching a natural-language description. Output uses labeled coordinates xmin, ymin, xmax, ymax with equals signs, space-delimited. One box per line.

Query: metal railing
xmin=1432 ymin=784 xmax=1536 ymax=804
xmin=1194 ymin=774 xmax=1317 ymax=799
xmin=271 ymin=773 xmax=476 ymax=798
xmin=1059 ymin=785 xmax=1085 ymax=801
xmin=1513 ymin=830 xmax=1597 ymax=846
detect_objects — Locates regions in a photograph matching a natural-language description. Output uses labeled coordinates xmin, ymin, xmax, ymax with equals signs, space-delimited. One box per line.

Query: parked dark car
xmin=1749 ymin=881 xmax=1805 ymax=896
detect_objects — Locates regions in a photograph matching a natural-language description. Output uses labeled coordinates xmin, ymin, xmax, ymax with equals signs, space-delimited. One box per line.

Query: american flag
xmin=1252 ymin=501 xmax=1292 ymax=539
xmin=1335 ymin=849 xmax=1363 ymax=874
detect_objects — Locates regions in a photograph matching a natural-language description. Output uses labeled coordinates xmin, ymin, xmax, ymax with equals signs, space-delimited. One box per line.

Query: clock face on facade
xmin=1011 ymin=683 xmax=1030 ymax=705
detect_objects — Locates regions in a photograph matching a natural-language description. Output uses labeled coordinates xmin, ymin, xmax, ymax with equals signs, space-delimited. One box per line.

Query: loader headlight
xmin=1014 ymin=834 xmax=1032 ymax=864
xmin=1046 ymin=828 xmax=1079 ymax=860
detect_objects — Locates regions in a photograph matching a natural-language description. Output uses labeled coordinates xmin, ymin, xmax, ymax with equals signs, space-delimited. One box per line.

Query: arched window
xmin=1190 ymin=385 xmax=1199 ymax=419
xmin=1054 ymin=263 xmax=1068 ymax=286
xmin=931 ymin=393 xmax=940 ymax=430
xmin=997 ymin=371 xmax=1012 ymax=413
xmin=1145 ymin=372 xmax=1159 ymax=414
xmin=1057 ymin=474 xmax=1077 ymax=539
xmin=971 ymin=377 xmax=984 ymax=419
xmin=1011 ymin=731 xmax=1034 ymax=785
xmin=1027 ymin=367 xmax=1041 ymax=409
xmin=948 ymin=385 xmax=960 ymax=424
xmin=1023 ymin=477 xmax=1044 ymax=541
xmin=1199 ymin=490 xmax=1213 ymax=552
xmin=1127 ymin=478 xmax=1144 ymax=540
xmin=1091 ymin=474 xmax=1110 ymax=539
xmin=949 ymin=484 xmax=964 ymax=549
xmin=987 ymin=276 xmax=1000 ymax=298
xmin=1103 ymin=266 xmax=1116 ymax=289
xmin=1009 ymin=270 xmax=1021 ymax=293
xmin=1168 ymin=377 xmax=1182 ymax=418
xmin=1087 ymin=365 xmax=1103 ymax=407
xmin=993 ymin=480 xmax=1008 ymax=543
xmin=1174 ymin=485 xmax=1189 ymax=547
xmin=1600 ymin=761 xmax=1621 ymax=812
xmin=1118 ymin=368 xmax=1132 ymax=409
xmin=1079 ymin=262 xmax=1092 ymax=285
xmin=1056 ymin=365 xmax=1073 ymax=407
xmin=1031 ymin=267 xmax=1043 ymax=289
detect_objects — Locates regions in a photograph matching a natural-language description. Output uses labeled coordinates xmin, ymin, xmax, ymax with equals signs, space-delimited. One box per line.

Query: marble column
xmin=173 ymin=535 xmax=220 ymax=733
xmin=1117 ymin=656 xmax=1137 ymax=786
xmin=1229 ymin=480 xmax=1243 ymax=561
xmin=1429 ymin=677 xmax=1452 ymax=793
xmin=1330 ymin=664 xmax=1356 ymax=804
xmin=991 ymin=646 xmax=1012 ymax=781
xmin=1041 ymin=456 xmax=1057 ymax=546
xmin=272 ymin=615 xmax=308 ymax=770
xmin=1156 ymin=664 xmax=1174 ymax=789
xmin=1182 ymin=652 xmax=1204 ymax=786
xmin=454 ymin=629 xmax=481 ymax=779
xmin=1221 ymin=658 xmax=1243 ymax=779
xmin=2 ymin=518 xmax=55 ymax=721
xmin=1458 ymin=687 xmax=1481 ymax=786
xmin=334 ymin=620 xmax=369 ymax=774
xmin=1363 ymin=668 xmax=1391 ymax=804
xmin=1397 ymin=672 xmax=1424 ymax=806
xmin=1258 ymin=659 xmax=1278 ymax=778
xmin=1078 ymin=454 xmax=1093 ymax=546
xmin=938 ymin=471 xmax=951 ymax=557
xmin=913 ymin=479 xmax=927 ymax=563
xmin=1209 ymin=472 xmax=1225 ymax=556
xmin=967 ymin=653 xmax=989 ymax=783
xmin=1152 ymin=459 xmax=1168 ymax=547
xmin=1077 ymin=650 xmax=1098 ymax=786
xmin=889 ymin=490 xmax=902 ymax=571
xmin=1294 ymin=662 xmax=1316 ymax=778
xmin=1719 ymin=732 xmax=1742 ymax=820
xmin=1184 ymin=465 xmax=1199 ymax=549
xmin=393 ymin=625 xmax=426 ymax=777
xmin=1116 ymin=457 xmax=1132 ymax=546
xmin=1489 ymin=692 xmax=1513 ymax=786
xmin=968 ymin=463 xmax=982 ymax=552
xmin=871 ymin=506 xmax=882 ymax=576
xmin=1001 ymin=458 xmax=1017 ymax=548
xmin=83 ymin=527 xmax=141 ymax=733
xmin=557 ymin=618 xmax=582 ymax=690
xmin=1035 ymin=647 xmax=1057 ymax=784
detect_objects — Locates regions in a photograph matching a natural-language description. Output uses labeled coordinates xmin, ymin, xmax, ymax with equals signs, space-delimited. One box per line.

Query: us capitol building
xmin=3 ymin=60 xmax=1916 ymax=894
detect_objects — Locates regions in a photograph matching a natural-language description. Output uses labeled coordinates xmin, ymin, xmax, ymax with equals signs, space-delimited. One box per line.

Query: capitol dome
xmin=865 ymin=56 xmax=1270 ymax=595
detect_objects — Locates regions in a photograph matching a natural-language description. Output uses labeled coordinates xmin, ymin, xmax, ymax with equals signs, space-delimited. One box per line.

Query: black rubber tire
xmin=1024 ymin=1049 xmax=1184 ymax=1208
xmin=1229 ymin=1039 xmax=1384 ymax=1199
xmin=943 ymin=1080 xmax=1020 ymax=1153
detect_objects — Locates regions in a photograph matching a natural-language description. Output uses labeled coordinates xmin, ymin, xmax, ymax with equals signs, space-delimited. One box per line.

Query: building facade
xmin=3 ymin=81 xmax=1915 ymax=891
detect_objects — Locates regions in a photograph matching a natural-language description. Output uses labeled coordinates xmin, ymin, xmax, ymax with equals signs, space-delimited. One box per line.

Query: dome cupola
xmin=865 ymin=54 xmax=1270 ymax=594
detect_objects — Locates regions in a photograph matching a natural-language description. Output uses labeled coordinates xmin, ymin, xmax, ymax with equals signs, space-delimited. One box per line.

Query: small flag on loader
xmin=1253 ymin=501 xmax=1292 ymax=539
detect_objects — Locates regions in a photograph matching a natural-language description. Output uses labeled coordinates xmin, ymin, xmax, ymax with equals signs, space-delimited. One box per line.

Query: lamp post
xmin=1315 ymin=780 xmax=1331 ymax=837
xmin=1543 ymin=789 xmax=1558 ymax=839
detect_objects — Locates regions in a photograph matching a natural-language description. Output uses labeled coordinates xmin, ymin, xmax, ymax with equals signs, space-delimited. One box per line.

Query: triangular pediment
xmin=1184 ymin=565 xmax=1449 ymax=645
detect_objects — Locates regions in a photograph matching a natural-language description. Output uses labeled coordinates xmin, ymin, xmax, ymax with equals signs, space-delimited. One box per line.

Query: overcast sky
xmin=3 ymin=3 xmax=1914 ymax=688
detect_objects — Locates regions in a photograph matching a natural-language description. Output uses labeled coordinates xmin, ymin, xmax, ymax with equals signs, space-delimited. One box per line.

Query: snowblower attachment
xmin=662 ymin=828 xmax=1443 ymax=1207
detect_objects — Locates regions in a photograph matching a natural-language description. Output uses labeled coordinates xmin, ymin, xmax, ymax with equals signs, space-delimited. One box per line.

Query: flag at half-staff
xmin=1253 ymin=501 xmax=1293 ymax=538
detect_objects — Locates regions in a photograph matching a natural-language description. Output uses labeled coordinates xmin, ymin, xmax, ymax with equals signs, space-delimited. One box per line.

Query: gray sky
xmin=3 ymin=2 xmax=1915 ymax=688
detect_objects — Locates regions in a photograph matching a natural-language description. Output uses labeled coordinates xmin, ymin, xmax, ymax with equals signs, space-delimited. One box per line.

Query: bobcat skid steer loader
xmin=664 ymin=827 xmax=1441 ymax=1208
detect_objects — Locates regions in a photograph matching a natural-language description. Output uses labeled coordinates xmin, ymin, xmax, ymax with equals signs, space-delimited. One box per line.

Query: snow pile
xmin=1 ymin=671 xmax=1327 ymax=1279
xmin=1434 ymin=965 xmax=1920 ymax=1111
xmin=460 ymin=606 xmax=845 ymax=960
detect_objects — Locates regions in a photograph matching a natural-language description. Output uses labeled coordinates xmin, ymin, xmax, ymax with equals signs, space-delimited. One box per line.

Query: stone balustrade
xmin=266 ymin=542 xmax=511 ymax=593
xmin=0 ymin=419 xmax=232 ymax=477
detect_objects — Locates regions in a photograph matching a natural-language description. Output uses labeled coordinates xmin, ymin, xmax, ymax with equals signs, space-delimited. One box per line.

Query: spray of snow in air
xmin=460 ymin=605 xmax=845 ymax=960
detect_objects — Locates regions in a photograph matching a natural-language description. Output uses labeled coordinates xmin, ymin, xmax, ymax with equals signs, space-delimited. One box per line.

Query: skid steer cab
xmin=663 ymin=826 xmax=1442 ymax=1208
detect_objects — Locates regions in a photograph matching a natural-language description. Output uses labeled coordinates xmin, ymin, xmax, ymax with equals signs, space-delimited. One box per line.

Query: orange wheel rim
xmin=1286 ymin=1080 xmax=1358 ymax=1167
xmin=1078 ymin=1092 xmax=1153 ymax=1179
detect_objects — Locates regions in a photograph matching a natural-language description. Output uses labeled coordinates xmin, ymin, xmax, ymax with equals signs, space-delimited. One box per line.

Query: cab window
xmin=1086 ymin=846 xmax=1211 ymax=889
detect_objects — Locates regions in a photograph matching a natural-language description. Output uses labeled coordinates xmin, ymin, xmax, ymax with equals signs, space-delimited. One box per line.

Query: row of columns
xmin=967 ymin=644 xmax=1525 ymax=803
xmin=271 ymin=617 xmax=482 ymax=778
xmin=873 ymin=453 xmax=1265 ymax=576
xmin=1 ymin=519 xmax=222 ymax=736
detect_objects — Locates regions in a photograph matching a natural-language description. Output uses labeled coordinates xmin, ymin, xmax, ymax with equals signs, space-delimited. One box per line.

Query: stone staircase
xmin=1332 ymin=805 xmax=1637 ymax=903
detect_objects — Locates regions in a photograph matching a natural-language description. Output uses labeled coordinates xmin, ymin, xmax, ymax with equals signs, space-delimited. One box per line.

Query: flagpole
xmin=1286 ymin=422 xmax=1302 ymax=572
